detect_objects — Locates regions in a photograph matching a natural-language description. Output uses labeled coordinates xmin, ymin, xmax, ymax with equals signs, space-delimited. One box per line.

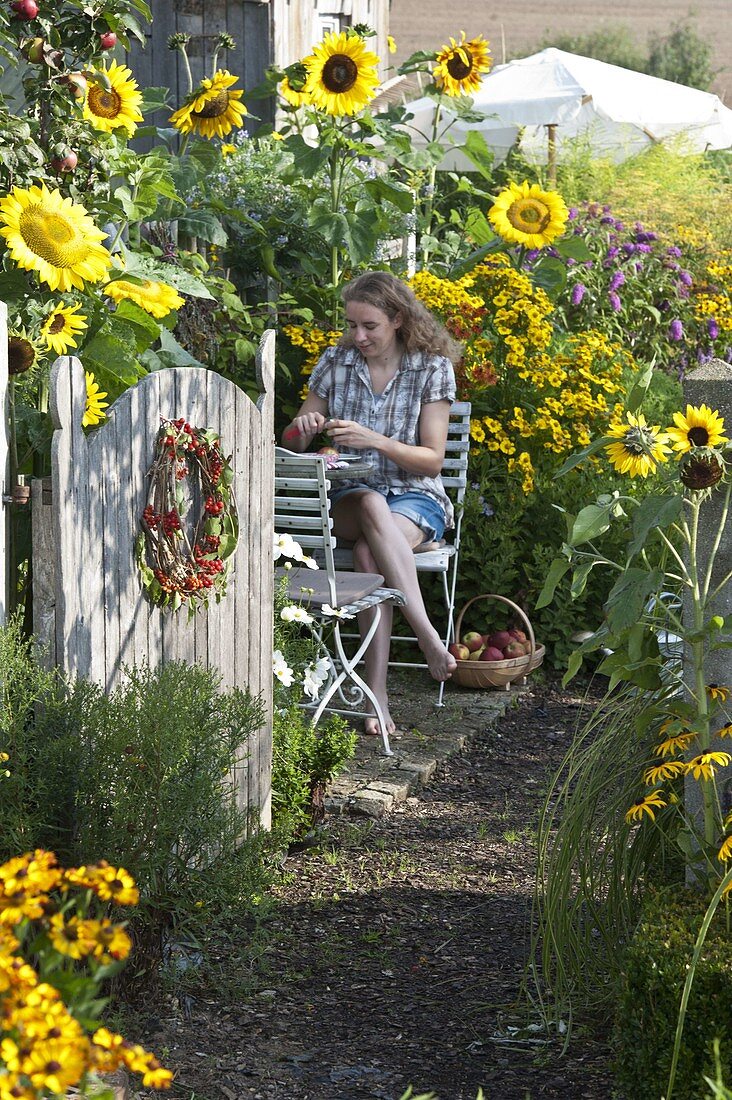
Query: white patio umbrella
xmin=399 ymin=48 xmax=732 ymax=172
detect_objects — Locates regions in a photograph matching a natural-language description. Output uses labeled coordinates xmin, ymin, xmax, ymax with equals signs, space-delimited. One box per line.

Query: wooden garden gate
xmin=32 ymin=332 xmax=275 ymax=827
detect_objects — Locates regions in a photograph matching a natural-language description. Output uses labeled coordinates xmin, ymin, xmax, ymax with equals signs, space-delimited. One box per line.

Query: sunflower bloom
xmin=105 ymin=276 xmax=184 ymax=318
xmin=83 ymin=372 xmax=109 ymax=428
xmin=489 ymin=180 xmax=569 ymax=249
xmin=706 ymin=683 xmax=730 ymax=703
xmin=41 ymin=302 xmax=88 ymax=355
xmin=83 ymin=59 xmax=144 ymax=136
xmin=605 ymin=411 xmax=671 ymax=478
xmin=644 ymin=760 xmax=686 ymax=785
xmin=280 ymin=74 xmax=310 ymax=108
xmin=170 ymin=70 xmax=247 ymax=139
xmin=0 ymin=183 xmax=111 ymax=293
xmin=8 ymin=329 xmax=43 ymax=376
xmin=625 ymin=790 xmax=667 ymax=823
xmin=303 ymin=31 xmax=380 ymax=116
xmin=685 ymin=750 xmax=731 ymax=781
xmin=654 ymin=730 xmax=697 ymax=757
xmin=666 ymin=404 xmax=728 ymax=454
xmin=434 ymin=31 xmax=492 ymax=96
xmin=718 ymin=835 xmax=732 ymax=862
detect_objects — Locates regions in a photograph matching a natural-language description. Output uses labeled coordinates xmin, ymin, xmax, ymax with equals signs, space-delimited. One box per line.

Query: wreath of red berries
xmin=136 ymin=417 xmax=238 ymax=614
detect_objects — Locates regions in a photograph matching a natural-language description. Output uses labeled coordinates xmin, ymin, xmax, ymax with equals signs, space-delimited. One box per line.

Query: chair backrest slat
xmin=275 ymin=449 xmax=338 ymax=600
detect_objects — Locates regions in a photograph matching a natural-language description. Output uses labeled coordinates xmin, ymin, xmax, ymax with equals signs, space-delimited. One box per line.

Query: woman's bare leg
xmin=332 ymin=490 xmax=457 ymax=687
xmin=353 ymin=537 xmax=395 ymax=736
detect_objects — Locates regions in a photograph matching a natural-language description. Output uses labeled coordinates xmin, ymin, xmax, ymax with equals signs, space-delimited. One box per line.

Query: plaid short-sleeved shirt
xmin=309 ymin=343 xmax=457 ymax=528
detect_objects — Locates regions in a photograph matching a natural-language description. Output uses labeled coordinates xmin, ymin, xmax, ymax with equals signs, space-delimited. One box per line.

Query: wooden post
xmin=683 ymin=358 xmax=732 ymax=855
xmin=0 ymin=301 xmax=7 ymax=625
xmin=546 ymin=124 xmax=558 ymax=188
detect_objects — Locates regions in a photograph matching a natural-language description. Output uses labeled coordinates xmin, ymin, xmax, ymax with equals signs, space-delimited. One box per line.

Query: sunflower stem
xmin=179 ymin=44 xmax=195 ymax=97
xmin=7 ymin=379 xmax=18 ymax=489
xmin=420 ymin=98 xmax=442 ymax=268
xmin=701 ymin=474 xmax=732 ymax=603
xmin=686 ymin=492 xmax=716 ymax=858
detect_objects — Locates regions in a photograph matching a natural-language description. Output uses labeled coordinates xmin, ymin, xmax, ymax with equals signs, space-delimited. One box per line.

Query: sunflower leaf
xmin=627 ymin=494 xmax=683 ymax=560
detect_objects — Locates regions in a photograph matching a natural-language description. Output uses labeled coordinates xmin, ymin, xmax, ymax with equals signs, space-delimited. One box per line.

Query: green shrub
xmin=615 ymin=887 xmax=732 ymax=1100
xmin=271 ymin=701 xmax=356 ymax=842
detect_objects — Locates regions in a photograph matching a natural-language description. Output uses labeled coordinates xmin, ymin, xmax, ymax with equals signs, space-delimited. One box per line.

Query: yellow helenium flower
xmin=666 ymin=404 xmax=728 ymax=453
xmin=0 ymin=183 xmax=111 ymax=293
xmin=170 ymin=70 xmax=247 ymax=139
xmin=489 ymin=180 xmax=569 ymax=249
xmin=84 ymin=59 xmax=144 ymax=136
xmin=685 ymin=750 xmax=731 ymax=781
xmin=105 ymin=277 xmax=184 ymax=318
xmin=303 ymin=31 xmax=380 ymax=116
xmin=625 ymin=789 xmax=667 ymax=823
xmin=83 ymin=372 xmax=109 ymax=428
xmin=434 ymin=31 xmax=492 ymax=96
xmin=41 ymin=302 xmax=87 ymax=355
xmin=604 ymin=411 xmax=671 ymax=478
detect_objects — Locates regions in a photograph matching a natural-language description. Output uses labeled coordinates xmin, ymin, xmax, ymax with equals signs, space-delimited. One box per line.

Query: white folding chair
xmin=274 ymin=449 xmax=406 ymax=756
xmin=332 ymin=401 xmax=471 ymax=707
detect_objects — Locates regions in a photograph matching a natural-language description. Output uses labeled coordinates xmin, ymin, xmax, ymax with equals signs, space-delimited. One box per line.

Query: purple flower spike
xmin=600 ymin=215 xmax=615 ymax=225
xmin=571 ymin=283 xmax=587 ymax=305
xmin=708 ymin=317 xmax=720 ymax=340
xmin=568 ymin=206 xmax=578 ymax=219
xmin=667 ymin=246 xmax=682 ymax=258
xmin=636 ymin=243 xmax=652 ymax=254
xmin=679 ymin=270 xmax=693 ymax=286
xmin=606 ymin=246 xmax=620 ymax=259
xmin=609 ymin=270 xmax=626 ymax=291
xmin=622 ymin=242 xmax=637 ymax=255
xmin=608 ymin=291 xmax=622 ymax=312
xmin=669 ymin=319 xmax=684 ymax=341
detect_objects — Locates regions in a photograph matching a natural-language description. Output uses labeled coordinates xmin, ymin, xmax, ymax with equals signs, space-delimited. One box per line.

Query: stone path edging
xmin=326 ymin=677 xmax=528 ymax=818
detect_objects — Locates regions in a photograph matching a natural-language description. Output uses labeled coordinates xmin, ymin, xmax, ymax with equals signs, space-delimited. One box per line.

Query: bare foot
xmin=364 ymin=699 xmax=396 ymax=737
xmin=419 ymin=634 xmax=457 ymax=681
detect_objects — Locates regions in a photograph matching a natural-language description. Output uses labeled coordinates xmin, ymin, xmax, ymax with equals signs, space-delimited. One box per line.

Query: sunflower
xmin=170 ymin=70 xmax=247 ymax=139
xmin=105 ymin=277 xmax=184 ymax=318
xmin=83 ymin=59 xmax=144 ymax=136
xmin=625 ymin=790 xmax=667 ymax=823
xmin=604 ymin=411 xmax=670 ymax=478
xmin=41 ymin=302 xmax=88 ymax=355
xmin=0 ymin=183 xmax=111 ymax=293
xmin=679 ymin=451 xmax=724 ymax=490
xmin=685 ymin=750 xmax=731 ymax=781
xmin=489 ymin=180 xmax=569 ymax=249
xmin=8 ymin=329 xmax=43 ymax=376
xmin=302 ymin=31 xmax=380 ymax=116
xmin=83 ymin=372 xmax=109 ymax=428
xmin=280 ymin=75 xmax=310 ymax=108
xmin=433 ymin=32 xmax=492 ymax=96
xmin=665 ymin=404 xmax=728 ymax=454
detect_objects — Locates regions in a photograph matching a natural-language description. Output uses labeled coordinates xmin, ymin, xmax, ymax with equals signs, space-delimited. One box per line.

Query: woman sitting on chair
xmin=281 ymin=270 xmax=461 ymax=737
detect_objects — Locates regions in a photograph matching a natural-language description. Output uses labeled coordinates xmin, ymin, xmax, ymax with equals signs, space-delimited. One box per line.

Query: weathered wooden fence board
xmin=41 ymin=332 xmax=275 ymax=825
xmin=0 ymin=302 xmax=7 ymax=624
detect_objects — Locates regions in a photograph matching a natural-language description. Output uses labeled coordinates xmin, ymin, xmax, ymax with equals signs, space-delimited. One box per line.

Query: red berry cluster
xmin=162 ymin=509 xmax=181 ymax=535
xmin=142 ymin=504 xmax=159 ymax=529
xmin=204 ymin=496 xmax=224 ymax=516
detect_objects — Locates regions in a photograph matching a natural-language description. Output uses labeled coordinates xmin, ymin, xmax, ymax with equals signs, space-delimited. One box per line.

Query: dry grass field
xmin=389 ymin=0 xmax=731 ymax=101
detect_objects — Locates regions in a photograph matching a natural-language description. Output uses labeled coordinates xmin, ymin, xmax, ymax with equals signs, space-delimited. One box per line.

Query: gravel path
xmin=132 ymin=674 xmax=616 ymax=1100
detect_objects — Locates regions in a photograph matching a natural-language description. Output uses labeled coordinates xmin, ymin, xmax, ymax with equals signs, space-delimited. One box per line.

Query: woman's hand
xmin=326 ymin=419 xmax=381 ymax=451
xmin=288 ymin=410 xmax=329 ymax=441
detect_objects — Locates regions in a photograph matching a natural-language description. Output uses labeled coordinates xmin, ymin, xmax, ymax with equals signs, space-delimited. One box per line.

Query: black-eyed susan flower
xmin=434 ymin=31 xmax=491 ymax=96
xmin=83 ymin=372 xmax=109 ymax=428
xmin=644 ymin=760 xmax=686 ymax=785
xmin=604 ymin=411 xmax=671 ymax=478
xmin=666 ymin=404 xmax=728 ymax=454
xmin=302 ymin=30 xmax=380 ymax=116
xmin=170 ymin=70 xmax=247 ymax=139
xmin=685 ymin=750 xmax=731 ymax=781
xmin=706 ymin=683 xmax=730 ymax=703
xmin=489 ymin=180 xmax=569 ymax=249
xmin=105 ymin=276 xmax=184 ymax=318
xmin=625 ymin=789 xmax=667 ymax=823
xmin=83 ymin=59 xmax=144 ymax=136
xmin=651 ymin=730 xmax=695 ymax=756
xmin=718 ymin=834 xmax=732 ymax=862
xmin=718 ymin=723 xmax=732 ymax=738
xmin=0 ymin=183 xmax=111 ymax=293
xmin=41 ymin=302 xmax=88 ymax=355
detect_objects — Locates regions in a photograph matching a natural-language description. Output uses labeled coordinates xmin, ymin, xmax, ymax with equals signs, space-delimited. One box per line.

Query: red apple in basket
xmin=504 ymin=641 xmax=525 ymax=659
xmin=461 ymin=631 xmax=484 ymax=652
xmin=448 ymin=642 xmax=469 ymax=661
xmin=480 ymin=646 xmax=505 ymax=662
xmin=488 ymin=630 xmax=512 ymax=651
xmin=521 ymin=640 xmax=534 ymax=655
xmin=508 ymin=628 xmax=527 ymax=643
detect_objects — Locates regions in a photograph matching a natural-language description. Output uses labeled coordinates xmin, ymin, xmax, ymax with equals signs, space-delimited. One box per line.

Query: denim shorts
xmin=330 ymin=485 xmax=446 ymax=543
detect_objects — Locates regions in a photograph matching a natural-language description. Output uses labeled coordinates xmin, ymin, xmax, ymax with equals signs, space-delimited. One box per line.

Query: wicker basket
xmin=451 ymin=593 xmax=545 ymax=690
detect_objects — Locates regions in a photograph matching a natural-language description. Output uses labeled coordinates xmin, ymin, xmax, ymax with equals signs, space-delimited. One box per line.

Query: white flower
xmin=321 ymin=604 xmax=354 ymax=619
xmin=300 ymin=555 xmax=319 ymax=570
xmin=280 ymin=604 xmax=314 ymax=624
xmin=272 ymin=648 xmax=295 ymax=686
xmin=273 ymin=531 xmax=319 ymax=569
xmin=301 ymin=657 xmax=331 ymax=701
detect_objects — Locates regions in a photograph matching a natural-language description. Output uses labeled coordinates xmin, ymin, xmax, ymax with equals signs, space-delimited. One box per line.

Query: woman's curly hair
xmin=339 ymin=270 xmax=463 ymax=364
